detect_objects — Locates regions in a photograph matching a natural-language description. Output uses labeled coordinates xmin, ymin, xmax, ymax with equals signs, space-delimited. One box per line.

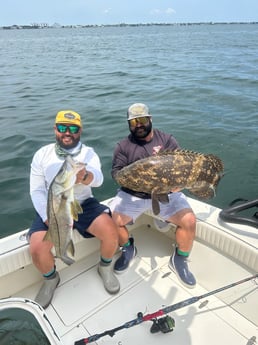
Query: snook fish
xmin=44 ymin=155 xmax=85 ymax=265
xmin=115 ymin=149 xmax=224 ymax=215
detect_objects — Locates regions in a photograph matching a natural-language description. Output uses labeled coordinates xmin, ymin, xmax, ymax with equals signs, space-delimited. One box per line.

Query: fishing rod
xmin=74 ymin=273 xmax=258 ymax=344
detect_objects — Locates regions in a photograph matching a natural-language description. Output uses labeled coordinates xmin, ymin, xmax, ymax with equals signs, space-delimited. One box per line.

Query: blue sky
xmin=1 ymin=0 xmax=258 ymax=26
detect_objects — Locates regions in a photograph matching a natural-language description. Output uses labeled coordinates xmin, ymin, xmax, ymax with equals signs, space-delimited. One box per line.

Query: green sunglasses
xmin=56 ymin=124 xmax=80 ymax=134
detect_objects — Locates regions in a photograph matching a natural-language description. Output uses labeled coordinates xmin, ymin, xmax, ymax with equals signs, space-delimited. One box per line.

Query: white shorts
xmin=110 ymin=190 xmax=192 ymax=222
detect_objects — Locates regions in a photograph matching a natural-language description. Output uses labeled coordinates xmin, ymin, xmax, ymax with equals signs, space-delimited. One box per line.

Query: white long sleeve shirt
xmin=30 ymin=143 xmax=104 ymax=222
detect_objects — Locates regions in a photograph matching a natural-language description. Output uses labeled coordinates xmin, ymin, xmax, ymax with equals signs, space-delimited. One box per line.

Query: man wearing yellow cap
xmin=28 ymin=110 xmax=120 ymax=308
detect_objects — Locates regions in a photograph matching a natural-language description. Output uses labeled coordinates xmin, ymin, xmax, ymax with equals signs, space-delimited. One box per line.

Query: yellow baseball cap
xmin=55 ymin=110 xmax=82 ymax=127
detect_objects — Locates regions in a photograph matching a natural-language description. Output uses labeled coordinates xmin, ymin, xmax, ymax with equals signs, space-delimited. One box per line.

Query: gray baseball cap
xmin=127 ymin=103 xmax=151 ymax=120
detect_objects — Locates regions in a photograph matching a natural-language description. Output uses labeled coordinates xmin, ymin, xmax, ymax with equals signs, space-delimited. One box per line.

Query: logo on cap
xmin=127 ymin=103 xmax=150 ymax=120
xmin=64 ymin=112 xmax=76 ymax=120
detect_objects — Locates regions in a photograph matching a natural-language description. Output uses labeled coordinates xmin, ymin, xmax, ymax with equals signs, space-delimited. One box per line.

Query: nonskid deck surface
xmin=19 ymin=225 xmax=256 ymax=345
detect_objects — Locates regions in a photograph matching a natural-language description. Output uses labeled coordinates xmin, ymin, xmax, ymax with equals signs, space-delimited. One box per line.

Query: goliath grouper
xmin=115 ymin=149 xmax=224 ymax=215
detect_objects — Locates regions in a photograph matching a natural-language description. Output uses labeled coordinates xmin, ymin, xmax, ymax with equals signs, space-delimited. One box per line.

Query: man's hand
xmin=76 ymin=168 xmax=88 ymax=184
xmin=170 ymin=187 xmax=183 ymax=193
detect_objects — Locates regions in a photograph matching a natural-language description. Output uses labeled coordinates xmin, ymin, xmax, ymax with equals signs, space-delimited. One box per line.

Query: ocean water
xmin=0 ymin=24 xmax=258 ymax=238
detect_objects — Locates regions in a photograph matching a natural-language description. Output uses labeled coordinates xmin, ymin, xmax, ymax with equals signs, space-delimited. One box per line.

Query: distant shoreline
xmin=1 ymin=22 xmax=258 ymax=30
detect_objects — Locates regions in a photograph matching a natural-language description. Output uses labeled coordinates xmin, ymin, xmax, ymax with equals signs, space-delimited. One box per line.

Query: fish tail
xmin=60 ymin=239 xmax=75 ymax=266
xmin=61 ymin=255 xmax=75 ymax=266
xmin=189 ymin=184 xmax=216 ymax=199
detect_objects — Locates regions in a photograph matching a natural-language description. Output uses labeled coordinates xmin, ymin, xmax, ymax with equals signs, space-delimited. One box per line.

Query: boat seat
xmin=0 ymin=229 xmax=87 ymax=278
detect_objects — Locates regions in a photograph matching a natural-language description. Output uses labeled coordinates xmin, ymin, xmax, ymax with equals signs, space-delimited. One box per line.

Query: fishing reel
xmin=150 ymin=315 xmax=175 ymax=334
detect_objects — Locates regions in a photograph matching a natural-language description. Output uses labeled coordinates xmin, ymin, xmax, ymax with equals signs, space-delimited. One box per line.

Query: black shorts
xmin=28 ymin=197 xmax=111 ymax=239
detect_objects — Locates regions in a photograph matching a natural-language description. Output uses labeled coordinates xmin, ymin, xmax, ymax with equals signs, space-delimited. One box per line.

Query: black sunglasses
xmin=56 ymin=124 xmax=80 ymax=134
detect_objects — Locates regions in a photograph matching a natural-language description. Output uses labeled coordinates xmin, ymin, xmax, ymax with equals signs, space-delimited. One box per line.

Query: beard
xmin=130 ymin=122 xmax=152 ymax=140
xmin=56 ymin=134 xmax=81 ymax=149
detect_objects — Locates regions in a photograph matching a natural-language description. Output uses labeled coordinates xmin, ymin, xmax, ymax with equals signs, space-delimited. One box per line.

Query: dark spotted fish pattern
xmin=115 ymin=149 xmax=224 ymax=215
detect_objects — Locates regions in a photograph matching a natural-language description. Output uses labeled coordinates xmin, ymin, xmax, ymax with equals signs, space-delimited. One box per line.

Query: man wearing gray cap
xmin=111 ymin=103 xmax=196 ymax=288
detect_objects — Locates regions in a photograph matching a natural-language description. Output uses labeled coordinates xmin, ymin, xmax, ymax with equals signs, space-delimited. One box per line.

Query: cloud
xmin=103 ymin=8 xmax=112 ymax=14
xmin=150 ymin=8 xmax=161 ymax=15
xmin=150 ymin=8 xmax=176 ymax=16
xmin=166 ymin=8 xmax=176 ymax=15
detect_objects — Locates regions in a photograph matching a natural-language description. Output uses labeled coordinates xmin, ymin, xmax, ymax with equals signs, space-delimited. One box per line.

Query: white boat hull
xmin=0 ymin=197 xmax=257 ymax=344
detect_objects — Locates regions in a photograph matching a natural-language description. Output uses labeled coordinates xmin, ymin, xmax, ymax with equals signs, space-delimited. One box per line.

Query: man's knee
xmin=168 ymin=209 xmax=196 ymax=230
xmin=29 ymin=231 xmax=51 ymax=256
xmin=112 ymin=211 xmax=132 ymax=227
xmin=184 ymin=212 xmax=196 ymax=230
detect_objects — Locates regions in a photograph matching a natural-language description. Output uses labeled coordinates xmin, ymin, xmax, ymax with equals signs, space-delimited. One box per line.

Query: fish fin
xmin=156 ymin=148 xmax=177 ymax=156
xmin=204 ymin=154 xmax=224 ymax=172
xmin=157 ymin=194 xmax=169 ymax=204
xmin=61 ymin=255 xmax=75 ymax=266
xmin=43 ymin=230 xmax=52 ymax=242
xmin=157 ymin=149 xmax=224 ymax=173
xmin=157 ymin=148 xmax=193 ymax=156
xmin=68 ymin=238 xmax=75 ymax=257
xmin=61 ymin=239 xmax=75 ymax=266
xmin=151 ymin=191 xmax=161 ymax=215
xmin=188 ymin=184 xmax=216 ymax=199
xmin=71 ymin=200 xmax=83 ymax=221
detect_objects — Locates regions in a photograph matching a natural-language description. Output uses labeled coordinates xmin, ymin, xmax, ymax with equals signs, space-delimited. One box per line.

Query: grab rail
xmin=219 ymin=198 xmax=258 ymax=228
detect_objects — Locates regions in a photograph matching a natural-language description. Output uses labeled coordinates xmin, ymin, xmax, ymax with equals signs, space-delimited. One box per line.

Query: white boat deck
xmin=0 ymin=198 xmax=257 ymax=345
